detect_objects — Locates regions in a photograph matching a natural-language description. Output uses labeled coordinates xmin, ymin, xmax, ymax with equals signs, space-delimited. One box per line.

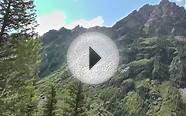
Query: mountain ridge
xmin=37 ymin=1 xmax=186 ymax=115
xmin=40 ymin=0 xmax=186 ymax=78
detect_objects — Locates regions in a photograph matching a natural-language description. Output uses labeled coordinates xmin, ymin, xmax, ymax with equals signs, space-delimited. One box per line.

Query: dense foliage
xmin=0 ymin=38 xmax=41 ymax=115
xmin=0 ymin=0 xmax=186 ymax=116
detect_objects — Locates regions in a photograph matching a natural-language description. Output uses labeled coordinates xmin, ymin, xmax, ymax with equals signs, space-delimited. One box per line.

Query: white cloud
xmin=36 ymin=11 xmax=104 ymax=35
xmin=170 ymin=0 xmax=186 ymax=8
xmin=65 ymin=16 xmax=104 ymax=29
xmin=36 ymin=11 xmax=66 ymax=35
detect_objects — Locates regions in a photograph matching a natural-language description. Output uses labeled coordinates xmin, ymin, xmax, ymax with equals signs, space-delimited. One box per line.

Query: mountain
xmin=40 ymin=25 xmax=113 ymax=77
xmin=37 ymin=1 xmax=186 ymax=115
xmin=40 ymin=0 xmax=186 ymax=77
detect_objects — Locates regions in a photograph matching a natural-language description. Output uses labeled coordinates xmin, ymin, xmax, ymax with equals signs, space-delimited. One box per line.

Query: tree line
xmin=0 ymin=0 xmax=40 ymax=115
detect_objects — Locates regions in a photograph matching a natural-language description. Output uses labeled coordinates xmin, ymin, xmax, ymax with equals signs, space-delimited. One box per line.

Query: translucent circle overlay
xmin=67 ymin=32 xmax=119 ymax=85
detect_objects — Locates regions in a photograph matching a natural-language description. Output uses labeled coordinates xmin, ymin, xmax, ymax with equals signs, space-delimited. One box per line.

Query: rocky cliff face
xmin=113 ymin=0 xmax=186 ymax=38
xmin=40 ymin=0 xmax=186 ymax=80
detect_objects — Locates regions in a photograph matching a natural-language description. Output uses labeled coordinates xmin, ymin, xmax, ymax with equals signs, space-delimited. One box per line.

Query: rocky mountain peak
xmin=112 ymin=0 xmax=186 ymax=37
xmin=160 ymin=0 xmax=171 ymax=5
xmin=71 ymin=25 xmax=86 ymax=33
xmin=41 ymin=0 xmax=186 ymax=78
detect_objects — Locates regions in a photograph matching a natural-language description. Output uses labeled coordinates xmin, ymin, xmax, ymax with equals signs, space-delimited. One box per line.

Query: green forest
xmin=1 ymin=0 xmax=186 ymax=116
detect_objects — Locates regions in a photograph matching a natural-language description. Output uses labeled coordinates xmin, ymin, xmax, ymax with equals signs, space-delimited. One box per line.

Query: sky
xmin=34 ymin=0 xmax=186 ymax=35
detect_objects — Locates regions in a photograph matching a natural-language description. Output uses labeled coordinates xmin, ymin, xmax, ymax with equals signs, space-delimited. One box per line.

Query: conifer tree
xmin=43 ymin=84 xmax=57 ymax=116
xmin=0 ymin=38 xmax=41 ymax=115
xmin=0 ymin=0 xmax=37 ymax=41
xmin=62 ymin=80 xmax=87 ymax=116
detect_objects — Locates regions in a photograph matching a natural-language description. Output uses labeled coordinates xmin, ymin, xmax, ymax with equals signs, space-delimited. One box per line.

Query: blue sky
xmin=34 ymin=0 xmax=185 ymax=35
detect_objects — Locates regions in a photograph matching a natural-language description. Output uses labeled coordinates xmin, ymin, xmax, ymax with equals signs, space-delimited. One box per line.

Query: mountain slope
xmin=36 ymin=0 xmax=186 ymax=116
xmin=40 ymin=0 xmax=186 ymax=77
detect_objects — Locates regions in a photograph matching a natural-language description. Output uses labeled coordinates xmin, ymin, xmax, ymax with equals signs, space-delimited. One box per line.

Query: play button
xmin=67 ymin=32 xmax=119 ymax=85
xmin=89 ymin=47 xmax=101 ymax=70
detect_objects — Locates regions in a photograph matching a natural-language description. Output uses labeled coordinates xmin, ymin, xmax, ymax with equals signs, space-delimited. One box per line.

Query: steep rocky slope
xmin=40 ymin=0 xmax=186 ymax=78
xmin=37 ymin=1 xmax=186 ymax=115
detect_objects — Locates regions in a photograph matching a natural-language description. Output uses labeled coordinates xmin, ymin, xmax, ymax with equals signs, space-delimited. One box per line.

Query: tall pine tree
xmin=0 ymin=0 xmax=37 ymax=41
xmin=61 ymin=80 xmax=87 ymax=116
xmin=43 ymin=84 xmax=57 ymax=116
xmin=0 ymin=38 xmax=41 ymax=115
